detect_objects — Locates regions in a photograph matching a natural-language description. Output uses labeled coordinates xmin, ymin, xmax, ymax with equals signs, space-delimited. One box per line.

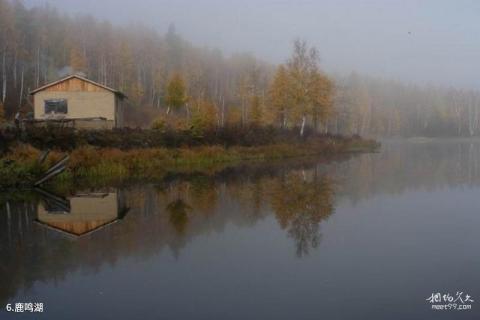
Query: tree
xmin=190 ymin=99 xmax=217 ymax=137
xmin=0 ymin=100 xmax=5 ymax=123
xmin=116 ymin=39 xmax=135 ymax=95
xmin=286 ymin=39 xmax=333 ymax=136
xmin=311 ymin=72 xmax=334 ymax=131
xmin=338 ymin=74 xmax=372 ymax=135
xmin=2 ymin=0 xmax=480 ymax=135
xmin=249 ymin=95 xmax=263 ymax=125
xmin=0 ymin=0 xmax=14 ymax=105
xmin=236 ymin=74 xmax=252 ymax=126
xmin=226 ymin=107 xmax=242 ymax=126
xmin=165 ymin=73 xmax=188 ymax=115
xmin=287 ymin=39 xmax=312 ymax=136
xmin=269 ymin=65 xmax=292 ymax=128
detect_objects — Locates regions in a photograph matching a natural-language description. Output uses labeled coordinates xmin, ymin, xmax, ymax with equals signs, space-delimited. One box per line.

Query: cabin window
xmin=44 ymin=99 xmax=68 ymax=114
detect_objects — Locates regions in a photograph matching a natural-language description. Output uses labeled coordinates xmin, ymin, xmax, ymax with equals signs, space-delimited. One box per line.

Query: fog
xmin=24 ymin=0 xmax=480 ymax=89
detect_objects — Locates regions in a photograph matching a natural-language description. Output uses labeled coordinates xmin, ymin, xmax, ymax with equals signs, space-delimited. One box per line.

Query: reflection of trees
xmin=189 ymin=176 xmax=218 ymax=216
xmin=0 ymin=159 xmax=339 ymax=306
xmin=226 ymin=178 xmax=269 ymax=224
xmin=267 ymin=171 xmax=335 ymax=257
xmin=159 ymin=176 xmax=218 ymax=236
xmin=157 ymin=166 xmax=337 ymax=257
xmin=166 ymin=199 xmax=191 ymax=235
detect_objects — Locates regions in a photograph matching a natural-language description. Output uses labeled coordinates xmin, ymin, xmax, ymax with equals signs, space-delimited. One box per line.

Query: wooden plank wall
xmin=44 ymin=78 xmax=107 ymax=92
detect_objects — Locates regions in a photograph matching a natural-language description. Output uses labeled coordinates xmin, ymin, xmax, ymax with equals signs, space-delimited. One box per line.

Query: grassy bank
xmin=0 ymin=135 xmax=379 ymax=189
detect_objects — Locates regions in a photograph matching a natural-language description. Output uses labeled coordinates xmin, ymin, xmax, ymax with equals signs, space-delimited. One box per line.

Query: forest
xmin=1 ymin=0 xmax=480 ymax=137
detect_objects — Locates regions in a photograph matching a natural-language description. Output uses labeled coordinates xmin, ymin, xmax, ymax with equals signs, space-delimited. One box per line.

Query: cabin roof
xmin=30 ymin=74 xmax=127 ymax=99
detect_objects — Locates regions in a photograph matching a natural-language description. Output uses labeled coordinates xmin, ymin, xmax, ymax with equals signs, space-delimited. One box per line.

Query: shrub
xmin=152 ymin=116 xmax=167 ymax=131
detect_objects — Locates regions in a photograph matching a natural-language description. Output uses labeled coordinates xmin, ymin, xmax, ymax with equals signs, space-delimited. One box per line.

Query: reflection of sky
xmin=25 ymin=0 xmax=480 ymax=89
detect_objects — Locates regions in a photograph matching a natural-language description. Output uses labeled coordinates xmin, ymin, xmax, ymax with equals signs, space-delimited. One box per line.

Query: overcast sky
xmin=25 ymin=0 xmax=480 ymax=89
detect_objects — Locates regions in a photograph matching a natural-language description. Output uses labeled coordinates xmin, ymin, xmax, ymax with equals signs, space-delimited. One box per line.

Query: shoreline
xmin=0 ymin=137 xmax=380 ymax=190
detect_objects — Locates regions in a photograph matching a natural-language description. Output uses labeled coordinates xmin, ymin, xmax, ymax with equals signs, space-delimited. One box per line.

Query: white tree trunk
xmin=2 ymin=50 xmax=6 ymax=103
xmin=221 ymin=95 xmax=225 ymax=127
xmin=300 ymin=115 xmax=306 ymax=137
xmin=36 ymin=47 xmax=40 ymax=87
xmin=13 ymin=50 xmax=17 ymax=88
xmin=18 ymin=65 xmax=24 ymax=109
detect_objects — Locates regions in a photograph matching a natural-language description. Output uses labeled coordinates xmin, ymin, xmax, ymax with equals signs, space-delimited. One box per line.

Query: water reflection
xmin=2 ymin=140 xmax=480 ymax=319
xmin=166 ymin=199 xmax=192 ymax=235
xmin=332 ymin=139 xmax=480 ymax=202
xmin=268 ymin=172 xmax=334 ymax=257
xmin=35 ymin=189 xmax=129 ymax=237
xmin=158 ymin=169 xmax=335 ymax=257
xmin=0 ymin=158 xmax=338 ymax=306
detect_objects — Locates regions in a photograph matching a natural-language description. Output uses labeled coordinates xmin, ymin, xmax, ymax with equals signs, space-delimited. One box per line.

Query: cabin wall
xmin=34 ymin=91 xmax=116 ymax=127
xmin=32 ymin=77 xmax=126 ymax=129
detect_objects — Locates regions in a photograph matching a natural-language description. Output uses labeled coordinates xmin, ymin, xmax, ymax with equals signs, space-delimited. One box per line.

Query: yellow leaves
xmin=268 ymin=65 xmax=291 ymax=115
xmin=268 ymin=41 xmax=335 ymax=129
xmin=310 ymin=71 xmax=335 ymax=123
xmin=165 ymin=73 xmax=188 ymax=111
xmin=151 ymin=115 xmax=167 ymax=131
xmin=190 ymin=99 xmax=218 ymax=137
xmin=226 ymin=107 xmax=242 ymax=126
xmin=192 ymin=99 xmax=217 ymax=127
xmin=249 ymin=95 xmax=263 ymax=125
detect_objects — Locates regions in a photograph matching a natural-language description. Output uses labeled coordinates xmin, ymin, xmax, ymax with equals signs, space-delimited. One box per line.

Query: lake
xmin=1 ymin=139 xmax=479 ymax=319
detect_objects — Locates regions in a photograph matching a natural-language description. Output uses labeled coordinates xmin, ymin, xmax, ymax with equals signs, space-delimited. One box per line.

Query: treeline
xmin=1 ymin=0 xmax=480 ymax=137
xmin=328 ymin=74 xmax=480 ymax=137
xmin=0 ymin=0 xmax=333 ymax=134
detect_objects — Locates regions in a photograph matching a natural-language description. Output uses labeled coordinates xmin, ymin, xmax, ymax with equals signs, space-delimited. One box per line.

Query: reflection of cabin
xmin=30 ymin=75 xmax=126 ymax=129
xmin=36 ymin=192 xmax=126 ymax=237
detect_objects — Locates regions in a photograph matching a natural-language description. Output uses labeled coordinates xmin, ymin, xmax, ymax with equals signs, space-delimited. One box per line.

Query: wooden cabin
xmin=30 ymin=75 xmax=126 ymax=129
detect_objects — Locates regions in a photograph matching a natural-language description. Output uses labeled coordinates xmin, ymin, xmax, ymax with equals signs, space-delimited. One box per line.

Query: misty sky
xmin=25 ymin=0 xmax=480 ymax=89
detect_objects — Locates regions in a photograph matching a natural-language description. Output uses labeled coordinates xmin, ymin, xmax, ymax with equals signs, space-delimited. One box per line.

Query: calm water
xmin=1 ymin=140 xmax=480 ymax=319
